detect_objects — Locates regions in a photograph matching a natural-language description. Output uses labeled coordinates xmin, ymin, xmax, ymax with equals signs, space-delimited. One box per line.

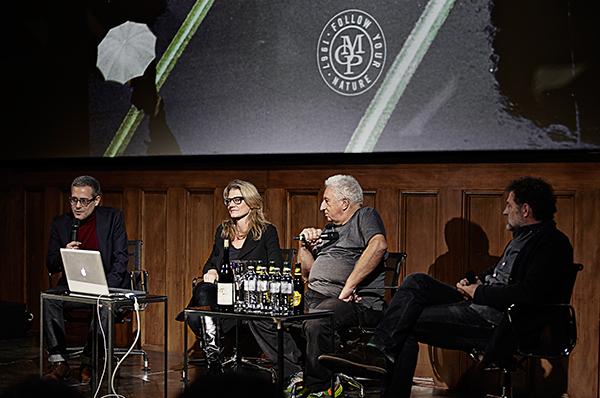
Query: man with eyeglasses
xmin=43 ymin=175 xmax=129 ymax=383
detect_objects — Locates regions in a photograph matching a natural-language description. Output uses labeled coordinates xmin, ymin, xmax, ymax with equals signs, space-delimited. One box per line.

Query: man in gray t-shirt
xmin=308 ymin=206 xmax=386 ymax=311
xmin=250 ymin=174 xmax=388 ymax=395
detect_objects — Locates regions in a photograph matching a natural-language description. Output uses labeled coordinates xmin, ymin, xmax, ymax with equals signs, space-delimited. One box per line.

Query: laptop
xmin=60 ymin=248 xmax=146 ymax=297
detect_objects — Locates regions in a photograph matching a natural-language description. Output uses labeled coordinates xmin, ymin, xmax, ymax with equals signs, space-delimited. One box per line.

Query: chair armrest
xmin=507 ymin=303 xmax=576 ymax=358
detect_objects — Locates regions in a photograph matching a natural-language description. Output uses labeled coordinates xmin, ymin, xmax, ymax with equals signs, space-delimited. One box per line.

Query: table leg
xmin=39 ymin=295 xmax=44 ymax=378
xmin=276 ymin=319 xmax=284 ymax=394
xmin=107 ymin=302 xmax=114 ymax=395
xmin=164 ymin=299 xmax=168 ymax=398
xmin=330 ymin=314 xmax=335 ymax=395
xmin=183 ymin=310 xmax=189 ymax=386
xmin=92 ymin=305 xmax=98 ymax=395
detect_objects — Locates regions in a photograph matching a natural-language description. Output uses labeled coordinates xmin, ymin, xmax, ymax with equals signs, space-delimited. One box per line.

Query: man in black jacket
xmin=319 ymin=176 xmax=574 ymax=398
xmin=43 ymin=175 xmax=129 ymax=383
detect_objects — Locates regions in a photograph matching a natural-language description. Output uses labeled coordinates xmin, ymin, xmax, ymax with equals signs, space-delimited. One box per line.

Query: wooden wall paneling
xmin=0 ymin=188 xmax=25 ymax=303
xmin=399 ymin=191 xmax=439 ymax=381
xmin=570 ymin=189 xmax=600 ymax=398
xmin=432 ymin=191 xmax=506 ymax=391
xmin=167 ymin=187 xmax=187 ymax=352
xmin=101 ymin=190 xmax=124 ymax=211
xmin=464 ymin=192 xmax=507 ymax=275
xmin=428 ymin=188 xmax=469 ymax=390
xmin=25 ymin=189 xmax=46 ymax=323
xmin=400 ymin=191 xmax=439 ymax=278
xmin=0 ymin=190 xmax=8 ymax=300
xmin=362 ymin=191 xmax=376 ymax=209
xmin=183 ymin=189 xmax=216 ymax=348
xmin=375 ymin=188 xmax=400 ymax=253
xmin=264 ymin=188 xmax=287 ymax=246
xmin=287 ymin=190 xmax=321 ymax=241
xmin=141 ymin=190 xmax=168 ymax=348
xmin=554 ymin=192 xmax=575 ymax=243
xmin=214 ymin=187 xmax=229 ymax=234
xmin=42 ymin=187 xmax=63 ymax=293
xmin=123 ymin=188 xmax=142 ymax=240
xmin=433 ymin=188 xmax=464 ymax=282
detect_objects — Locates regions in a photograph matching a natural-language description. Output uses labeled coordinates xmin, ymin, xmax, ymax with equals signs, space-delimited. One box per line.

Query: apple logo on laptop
xmin=80 ymin=266 xmax=87 ymax=277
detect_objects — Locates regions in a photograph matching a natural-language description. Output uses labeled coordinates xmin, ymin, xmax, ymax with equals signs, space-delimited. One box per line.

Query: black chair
xmin=335 ymin=252 xmax=408 ymax=397
xmin=113 ymin=239 xmax=150 ymax=370
xmin=473 ymin=263 xmax=582 ymax=398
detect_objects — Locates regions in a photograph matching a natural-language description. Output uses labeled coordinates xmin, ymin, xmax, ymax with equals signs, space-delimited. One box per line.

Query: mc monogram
xmin=318 ymin=9 xmax=386 ymax=96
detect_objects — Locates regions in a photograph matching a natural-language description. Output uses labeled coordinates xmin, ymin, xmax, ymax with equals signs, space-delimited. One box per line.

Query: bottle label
xmin=281 ymin=283 xmax=293 ymax=294
xmin=245 ymin=279 xmax=256 ymax=291
xmin=270 ymin=281 xmax=281 ymax=293
xmin=258 ymin=280 xmax=268 ymax=292
xmin=217 ymin=283 xmax=234 ymax=305
xmin=293 ymin=291 xmax=302 ymax=306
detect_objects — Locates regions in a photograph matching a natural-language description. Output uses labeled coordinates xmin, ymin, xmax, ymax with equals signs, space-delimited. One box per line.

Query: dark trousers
xmin=371 ymin=273 xmax=495 ymax=398
xmin=250 ymin=289 xmax=382 ymax=391
xmin=43 ymin=288 xmax=108 ymax=362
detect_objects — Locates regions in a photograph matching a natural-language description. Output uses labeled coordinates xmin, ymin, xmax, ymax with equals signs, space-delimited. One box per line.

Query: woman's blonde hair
xmin=221 ymin=179 xmax=270 ymax=241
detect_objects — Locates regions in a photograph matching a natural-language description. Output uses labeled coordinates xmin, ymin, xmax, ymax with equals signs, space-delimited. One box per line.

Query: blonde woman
xmin=177 ymin=179 xmax=282 ymax=373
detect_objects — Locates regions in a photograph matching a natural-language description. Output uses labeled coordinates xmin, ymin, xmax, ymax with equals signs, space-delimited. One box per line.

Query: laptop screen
xmin=60 ymin=248 xmax=110 ymax=296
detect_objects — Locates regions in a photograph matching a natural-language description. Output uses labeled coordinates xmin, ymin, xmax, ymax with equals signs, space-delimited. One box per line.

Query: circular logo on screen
xmin=317 ymin=9 xmax=386 ymax=96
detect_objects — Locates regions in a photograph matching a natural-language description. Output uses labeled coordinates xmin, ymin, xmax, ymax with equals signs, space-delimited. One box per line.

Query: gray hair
xmin=71 ymin=175 xmax=102 ymax=197
xmin=324 ymin=175 xmax=363 ymax=205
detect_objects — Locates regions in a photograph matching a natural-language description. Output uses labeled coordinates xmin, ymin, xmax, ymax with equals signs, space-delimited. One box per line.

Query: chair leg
xmin=141 ymin=350 xmax=150 ymax=371
xmin=500 ymin=369 xmax=512 ymax=398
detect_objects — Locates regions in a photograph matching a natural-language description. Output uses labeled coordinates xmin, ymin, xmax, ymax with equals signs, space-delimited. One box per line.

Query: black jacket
xmin=47 ymin=207 xmax=129 ymax=288
xmin=476 ymin=221 xmax=575 ymax=365
xmin=202 ymin=223 xmax=283 ymax=273
xmin=473 ymin=221 xmax=573 ymax=310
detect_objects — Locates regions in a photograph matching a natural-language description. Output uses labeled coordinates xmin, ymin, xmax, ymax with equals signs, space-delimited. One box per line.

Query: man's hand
xmin=66 ymin=241 xmax=81 ymax=249
xmin=456 ymin=278 xmax=481 ymax=299
xmin=339 ymin=286 xmax=361 ymax=302
xmin=203 ymin=269 xmax=219 ymax=283
xmin=299 ymin=228 xmax=323 ymax=247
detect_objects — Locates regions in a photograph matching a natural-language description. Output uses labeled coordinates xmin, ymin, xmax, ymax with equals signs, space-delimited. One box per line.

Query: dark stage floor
xmin=0 ymin=332 xmax=477 ymax=398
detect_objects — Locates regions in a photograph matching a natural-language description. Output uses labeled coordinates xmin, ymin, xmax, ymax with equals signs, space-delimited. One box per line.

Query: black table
xmin=182 ymin=308 xmax=334 ymax=393
xmin=40 ymin=292 xmax=168 ymax=397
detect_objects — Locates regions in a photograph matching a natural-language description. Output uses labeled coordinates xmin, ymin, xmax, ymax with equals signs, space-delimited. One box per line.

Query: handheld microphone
xmin=71 ymin=219 xmax=80 ymax=242
xmin=465 ymin=270 xmax=477 ymax=285
xmin=293 ymin=231 xmax=339 ymax=241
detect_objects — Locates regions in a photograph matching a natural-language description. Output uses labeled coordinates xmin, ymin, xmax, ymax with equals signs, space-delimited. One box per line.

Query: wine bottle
xmin=217 ymin=239 xmax=234 ymax=312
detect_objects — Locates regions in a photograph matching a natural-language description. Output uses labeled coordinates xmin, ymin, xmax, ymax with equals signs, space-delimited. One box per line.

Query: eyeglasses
xmin=224 ymin=196 xmax=244 ymax=206
xmin=69 ymin=196 xmax=96 ymax=207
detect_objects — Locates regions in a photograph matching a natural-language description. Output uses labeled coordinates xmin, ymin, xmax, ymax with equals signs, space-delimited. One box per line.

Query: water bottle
xmin=281 ymin=264 xmax=294 ymax=316
xmin=269 ymin=262 xmax=282 ymax=315
xmin=233 ymin=260 xmax=246 ymax=313
xmin=256 ymin=264 xmax=270 ymax=314
xmin=244 ymin=264 xmax=257 ymax=313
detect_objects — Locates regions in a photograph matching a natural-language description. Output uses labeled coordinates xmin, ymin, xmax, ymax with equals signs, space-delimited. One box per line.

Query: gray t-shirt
xmin=308 ymin=207 xmax=386 ymax=311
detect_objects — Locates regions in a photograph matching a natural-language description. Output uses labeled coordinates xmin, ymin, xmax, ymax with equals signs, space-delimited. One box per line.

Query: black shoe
xmin=43 ymin=361 xmax=70 ymax=382
xmin=318 ymin=344 xmax=388 ymax=379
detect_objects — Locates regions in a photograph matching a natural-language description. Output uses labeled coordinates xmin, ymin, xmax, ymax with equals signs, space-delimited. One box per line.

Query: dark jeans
xmin=371 ymin=273 xmax=495 ymax=398
xmin=250 ymin=289 xmax=382 ymax=391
